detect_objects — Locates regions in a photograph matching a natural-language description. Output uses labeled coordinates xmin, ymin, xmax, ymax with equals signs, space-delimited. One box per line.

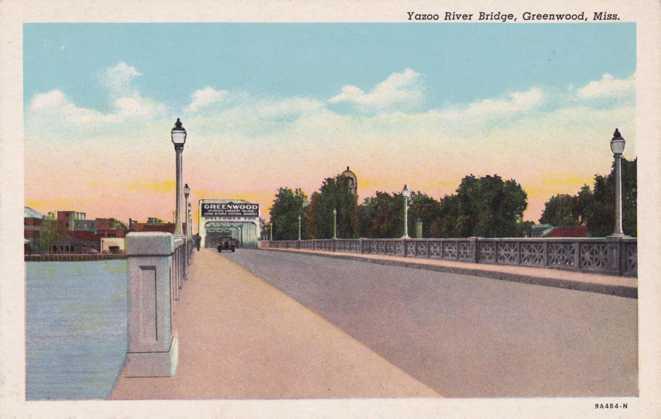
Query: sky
xmin=23 ymin=23 xmax=636 ymax=227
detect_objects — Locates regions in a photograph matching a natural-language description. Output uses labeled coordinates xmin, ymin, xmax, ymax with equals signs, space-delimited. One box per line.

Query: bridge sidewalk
xmin=261 ymin=247 xmax=637 ymax=298
xmin=110 ymin=249 xmax=439 ymax=399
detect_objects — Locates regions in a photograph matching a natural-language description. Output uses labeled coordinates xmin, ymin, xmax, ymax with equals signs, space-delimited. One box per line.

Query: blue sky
xmin=24 ymin=23 xmax=636 ymax=222
xmin=24 ymin=23 xmax=635 ymax=113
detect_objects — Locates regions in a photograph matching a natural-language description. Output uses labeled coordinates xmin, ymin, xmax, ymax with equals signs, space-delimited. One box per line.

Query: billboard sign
xmin=201 ymin=202 xmax=259 ymax=218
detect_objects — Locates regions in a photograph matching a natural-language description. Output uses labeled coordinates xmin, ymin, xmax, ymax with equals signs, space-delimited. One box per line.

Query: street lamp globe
xmin=171 ymin=118 xmax=187 ymax=148
xmin=184 ymin=183 xmax=191 ymax=199
xmin=610 ymin=128 xmax=625 ymax=155
xmin=402 ymin=184 xmax=411 ymax=198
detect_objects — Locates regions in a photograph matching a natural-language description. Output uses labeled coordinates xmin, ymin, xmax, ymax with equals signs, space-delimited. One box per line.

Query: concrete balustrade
xmin=125 ymin=232 xmax=179 ymax=377
xmin=265 ymin=237 xmax=638 ymax=277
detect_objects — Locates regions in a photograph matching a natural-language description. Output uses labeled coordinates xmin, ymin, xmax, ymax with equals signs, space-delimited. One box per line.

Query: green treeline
xmin=540 ymin=158 xmax=637 ymax=237
xmin=267 ymin=158 xmax=636 ymax=240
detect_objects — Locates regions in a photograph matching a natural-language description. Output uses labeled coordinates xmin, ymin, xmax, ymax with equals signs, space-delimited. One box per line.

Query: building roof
xmin=546 ymin=225 xmax=589 ymax=237
xmin=130 ymin=222 xmax=176 ymax=233
xmin=24 ymin=207 xmax=44 ymax=219
xmin=69 ymin=231 xmax=98 ymax=241
xmin=341 ymin=166 xmax=357 ymax=178
xmin=198 ymin=198 xmax=252 ymax=204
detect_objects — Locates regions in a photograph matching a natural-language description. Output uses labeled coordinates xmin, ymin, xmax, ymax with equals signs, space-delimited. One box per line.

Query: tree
xmin=431 ymin=194 xmax=461 ymax=237
xmin=587 ymin=158 xmax=637 ymax=237
xmin=304 ymin=192 xmax=320 ymax=239
xmin=539 ymin=194 xmax=580 ymax=226
xmin=435 ymin=174 xmax=528 ymax=237
xmin=407 ymin=191 xmax=442 ymax=238
xmin=37 ymin=219 xmax=63 ymax=253
xmin=540 ymin=158 xmax=637 ymax=237
xmin=358 ymin=192 xmax=403 ymax=238
xmin=269 ymin=187 xmax=308 ymax=240
xmin=311 ymin=176 xmax=359 ymax=238
xmin=575 ymin=185 xmax=594 ymax=225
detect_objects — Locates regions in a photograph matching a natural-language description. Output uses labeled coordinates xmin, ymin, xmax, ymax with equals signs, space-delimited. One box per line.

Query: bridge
xmin=25 ymin=232 xmax=637 ymax=399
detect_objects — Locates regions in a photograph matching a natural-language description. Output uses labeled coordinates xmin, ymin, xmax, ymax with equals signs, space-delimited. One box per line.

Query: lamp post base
xmin=607 ymin=233 xmax=631 ymax=239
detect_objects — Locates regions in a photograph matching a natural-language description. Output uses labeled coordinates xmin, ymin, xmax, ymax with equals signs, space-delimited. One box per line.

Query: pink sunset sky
xmin=24 ymin=69 xmax=636 ymax=230
xmin=24 ymin=24 xmax=636 ymax=231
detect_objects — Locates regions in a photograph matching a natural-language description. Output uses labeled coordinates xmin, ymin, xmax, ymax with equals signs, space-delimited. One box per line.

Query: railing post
xmin=471 ymin=237 xmax=480 ymax=263
xmin=607 ymin=236 xmax=625 ymax=275
xmin=618 ymin=239 xmax=625 ymax=276
xmin=172 ymin=244 xmax=180 ymax=301
xmin=125 ymin=232 xmax=179 ymax=377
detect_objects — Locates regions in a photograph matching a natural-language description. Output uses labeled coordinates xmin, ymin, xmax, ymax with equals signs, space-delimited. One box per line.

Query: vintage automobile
xmin=217 ymin=238 xmax=238 ymax=253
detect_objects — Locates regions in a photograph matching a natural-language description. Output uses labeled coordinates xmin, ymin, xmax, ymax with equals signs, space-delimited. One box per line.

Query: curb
xmin=259 ymin=248 xmax=637 ymax=299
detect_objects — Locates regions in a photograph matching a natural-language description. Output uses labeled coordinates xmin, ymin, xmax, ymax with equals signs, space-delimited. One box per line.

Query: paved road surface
xmin=112 ymin=249 xmax=437 ymax=399
xmin=225 ymin=249 xmax=637 ymax=397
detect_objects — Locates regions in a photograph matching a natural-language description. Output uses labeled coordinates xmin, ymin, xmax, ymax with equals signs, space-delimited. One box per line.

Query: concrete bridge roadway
xmin=112 ymin=248 xmax=636 ymax=399
xmin=225 ymin=249 xmax=637 ymax=398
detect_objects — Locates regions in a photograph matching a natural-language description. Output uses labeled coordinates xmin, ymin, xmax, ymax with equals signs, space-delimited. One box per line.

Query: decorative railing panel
xmin=429 ymin=241 xmax=442 ymax=258
xmin=458 ymin=241 xmax=472 ymax=261
xmin=264 ymin=237 xmax=637 ymax=277
xmin=443 ymin=241 xmax=458 ymax=259
xmin=548 ymin=242 xmax=577 ymax=269
xmin=479 ymin=241 xmax=497 ymax=263
xmin=520 ymin=242 xmax=545 ymax=267
xmin=579 ymin=242 xmax=611 ymax=273
xmin=497 ymin=241 xmax=519 ymax=265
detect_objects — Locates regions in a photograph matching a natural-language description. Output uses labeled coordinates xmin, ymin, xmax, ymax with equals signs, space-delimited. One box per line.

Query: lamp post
xmin=401 ymin=184 xmax=411 ymax=238
xmin=298 ymin=215 xmax=302 ymax=241
xmin=187 ymin=202 xmax=192 ymax=240
xmin=184 ymin=183 xmax=191 ymax=237
xmin=171 ymin=118 xmax=187 ymax=236
xmin=609 ymin=128 xmax=627 ymax=238
xmin=332 ymin=208 xmax=337 ymax=239
xmin=298 ymin=200 xmax=309 ymax=241
xmin=269 ymin=222 xmax=273 ymax=241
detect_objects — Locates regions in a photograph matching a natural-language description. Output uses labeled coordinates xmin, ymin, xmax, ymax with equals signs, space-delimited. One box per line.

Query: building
xmin=24 ymin=207 xmax=45 ymax=247
xmin=74 ymin=219 xmax=96 ymax=232
xmin=545 ymin=225 xmax=588 ymax=237
xmin=95 ymin=218 xmax=127 ymax=238
xmin=57 ymin=211 xmax=86 ymax=231
xmin=100 ymin=237 xmax=125 ymax=254
xmin=48 ymin=230 xmax=99 ymax=254
xmin=530 ymin=224 xmax=553 ymax=237
xmin=129 ymin=218 xmax=175 ymax=234
xmin=530 ymin=224 xmax=588 ymax=238
xmin=340 ymin=166 xmax=358 ymax=195
xmin=199 ymin=199 xmax=260 ymax=248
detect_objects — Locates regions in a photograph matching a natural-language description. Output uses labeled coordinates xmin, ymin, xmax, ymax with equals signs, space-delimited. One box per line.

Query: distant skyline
xmin=24 ymin=23 xmax=636 ymax=226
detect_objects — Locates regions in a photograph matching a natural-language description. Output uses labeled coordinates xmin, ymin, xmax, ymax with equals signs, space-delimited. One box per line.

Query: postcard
xmin=1 ymin=0 xmax=659 ymax=418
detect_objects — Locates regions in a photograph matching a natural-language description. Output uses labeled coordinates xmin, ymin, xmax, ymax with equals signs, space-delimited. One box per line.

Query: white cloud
xmin=113 ymin=95 xmax=167 ymax=119
xmin=27 ymin=62 xmax=170 ymax=134
xmin=252 ymin=97 xmax=325 ymax=118
xmin=576 ymin=73 xmax=634 ymax=100
xmin=186 ymin=87 xmax=228 ymax=113
xmin=329 ymin=68 xmax=424 ymax=112
xmin=439 ymin=87 xmax=544 ymax=121
xmin=100 ymin=61 xmax=142 ymax=97
xmin=29 ymin=89 xmax=67 ymax=111
xmin=29 ymin=89 xmax=108 ymax=124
